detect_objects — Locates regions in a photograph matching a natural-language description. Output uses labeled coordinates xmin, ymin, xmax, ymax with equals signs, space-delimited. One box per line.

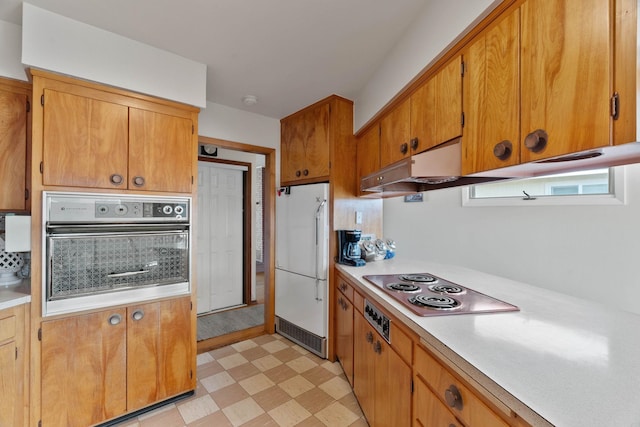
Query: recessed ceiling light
xmin=242 ymin=95 xmax=258 ymax=106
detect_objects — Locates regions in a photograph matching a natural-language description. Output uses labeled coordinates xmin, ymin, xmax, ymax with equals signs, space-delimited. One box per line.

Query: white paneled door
xmin=197 ymin=161 xmax=246 ymax=314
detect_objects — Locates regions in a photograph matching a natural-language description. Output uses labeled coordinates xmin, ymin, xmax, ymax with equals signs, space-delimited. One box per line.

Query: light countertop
xmin=337 ymin=258 xmax=640 ymax=427
xmin=0 ymin=280 xmax=31 ymax=310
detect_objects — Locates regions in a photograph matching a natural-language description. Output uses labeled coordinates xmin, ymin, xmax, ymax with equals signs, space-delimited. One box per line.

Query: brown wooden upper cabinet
xmin=35 ymin=70 xmax=197 ymax=193
xmin=0 ymin=78 xmax=30 ymax=211
xmin=380 ymin=55 xmax=463 ymax=169
xmin=281 ymin=101 xmax=330 ymax=186
xmin=356 ymin=123 xmax=381 ymax=187
xmin=463 ymin=0 xmax=613 ymax=174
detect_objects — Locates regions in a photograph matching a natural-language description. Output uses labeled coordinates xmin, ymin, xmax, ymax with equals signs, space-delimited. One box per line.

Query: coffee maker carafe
xmin=337 ymin=230 xmax=366 ymax=267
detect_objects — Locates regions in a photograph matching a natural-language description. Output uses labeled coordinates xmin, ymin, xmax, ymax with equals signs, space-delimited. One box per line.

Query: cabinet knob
xmin=132 ymin=310 xmax=144 ymax=321
xmin=410 ymin=138 xmax=419 ymax=151
xmin=366 ymin=331 xmax=374 ymax=343
xmin=303 ymin=169 xmax=309 ymax=176
xmin=373 ymin=341 xmax=382 ymax=354
xmin=108 ymin=314 xmax=122 ymax=325
xmin=132 ymin=176 xmax=145 ymax=187
xmin=296 ymin=170 xmax=301 ymax=177
xmin=524 ymin=129 xmax=548 ymax=153
xmin=340 ymin=283 xmax=347 ymax=292
xmin=493 ymin=140 xmax=513 ymax=160
xmin=444 ymin=384 xmax=463 ymax=410
xmin=400 ymin=143 xmax=408 ymax=155
xmin=110 ymin=174 xmax=124 ymax=185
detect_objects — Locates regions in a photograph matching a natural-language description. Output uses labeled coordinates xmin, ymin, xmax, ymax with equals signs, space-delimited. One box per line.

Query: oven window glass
xmin=48 ymin=232 xmax=189 ymax=300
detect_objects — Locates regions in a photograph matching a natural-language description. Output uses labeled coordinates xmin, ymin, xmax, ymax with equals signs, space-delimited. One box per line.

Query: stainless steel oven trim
xmin=41 ymin=191 xmax=193 ymax=317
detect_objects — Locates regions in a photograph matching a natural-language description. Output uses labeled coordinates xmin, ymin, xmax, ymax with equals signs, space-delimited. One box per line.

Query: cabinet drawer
xmin=414 ymin=345 xmax=510 ymax=427
xmin=390 ymin=322 xmax=412 ymax=365
xmin=0 ymin=315 xmax=16 ymax=343
xmin=414 ymin=376 xmax=461 ymax=427
xmin=337 ymin=277 xmax=354 ymax=302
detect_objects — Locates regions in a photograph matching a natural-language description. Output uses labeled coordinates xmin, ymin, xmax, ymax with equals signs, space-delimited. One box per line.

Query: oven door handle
xmin=107 ymin=269 xmax=150 ymax=278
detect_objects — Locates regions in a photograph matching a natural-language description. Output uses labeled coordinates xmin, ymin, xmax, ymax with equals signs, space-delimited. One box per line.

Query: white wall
xmin=383 ymin=164 xmax=640 ymax=315
xmin=353 ymin=0 xmax=499 ymax=131
xmin=0 ymin=20 xmax=27 ymax=81
xmin=21 ymin=3 xmax=206 ymax=108
xmin=198 ymin=101 xmax=280 ymax=182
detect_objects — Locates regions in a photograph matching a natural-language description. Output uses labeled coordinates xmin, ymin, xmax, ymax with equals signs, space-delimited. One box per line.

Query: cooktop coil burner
xmin=428 ymin=284 xmax=464 ymax=294
xmin=409 ymin=295 xmax=460 ymax=310
xmin=385 ymin=282 xmax=421 ymax=292
xmin=399 ymin=274 xmax=436 ymax=283
xmin=362 ymin=272 xmax=520 ymax=317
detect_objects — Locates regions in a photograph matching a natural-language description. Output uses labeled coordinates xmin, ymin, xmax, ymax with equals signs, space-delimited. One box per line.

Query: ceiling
xmin=0 ymin=0 xmax=428 ymax=119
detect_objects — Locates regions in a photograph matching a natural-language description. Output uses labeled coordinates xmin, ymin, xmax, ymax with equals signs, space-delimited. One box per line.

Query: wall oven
xmin=43 ymin=192 xmax=191 ymax=317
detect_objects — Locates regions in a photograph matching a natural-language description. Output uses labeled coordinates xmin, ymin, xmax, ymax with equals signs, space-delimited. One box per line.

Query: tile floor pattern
xmin=115 ymin=334 xmax=368 ymax=426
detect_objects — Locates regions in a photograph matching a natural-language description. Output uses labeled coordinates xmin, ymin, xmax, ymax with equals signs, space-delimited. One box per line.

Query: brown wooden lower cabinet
xmin=414 ymin=344 xmax=511 ymax=427
xmin=41 ymin=296 xmax=193 ymax=427
xmin=0 ymin=303 xmax=28 ymax=427
xmin=335 ymin=283 xmax=354 ymax=386
xmin=353 ymin=312 xmax=412 ymax=427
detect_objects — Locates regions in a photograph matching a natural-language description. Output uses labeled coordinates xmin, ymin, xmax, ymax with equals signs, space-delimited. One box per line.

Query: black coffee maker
xmin=337 ymin=230 xmax=366 ymax=266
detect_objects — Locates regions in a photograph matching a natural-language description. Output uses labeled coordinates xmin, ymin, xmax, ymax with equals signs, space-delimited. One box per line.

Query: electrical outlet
xmin=355 ymin=211 xmax=363 ymax=224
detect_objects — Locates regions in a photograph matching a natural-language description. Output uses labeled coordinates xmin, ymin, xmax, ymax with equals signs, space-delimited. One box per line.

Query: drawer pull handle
xmin=132 ymin=310 xmax=145 ymax=321
xmin=445 ymin=384 xmax=463 ymax=410
xmin=108 ymin=314 xmax=122 ymax=326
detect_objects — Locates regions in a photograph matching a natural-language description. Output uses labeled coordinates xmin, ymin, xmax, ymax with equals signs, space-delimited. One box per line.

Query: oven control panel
xmin=364 ymin=299 xmax=391 ymax=343
xmin=95 ymin=201 xmax=188 ymax=220
xmin=46 ymin=192 xmax=190 ymax=223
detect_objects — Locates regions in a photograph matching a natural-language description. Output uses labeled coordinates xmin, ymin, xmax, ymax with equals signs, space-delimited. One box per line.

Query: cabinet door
xmin=353 ymin=313 xmax=375 ymax=424
xmin=380 ymin=98 xmax=411 ymax=167
xmin=129 ymin=108 xmax=193 ymax=193
xmin=127 ymin=297 xmax=193 ymax=411
xmin=0 ymin=88 xmax=28 ymax=210
xmin=303 ymin=102 xmax=330 ymax=180
xmin=281 ymin=119 xmax=301 ymax=184
xmin=42 ymin=89 xmax=129 ymax=189
xmin=356 ymin=124 xmax=380 ymax=182
xmin=462 ymin=9 xmax=520 ymax=174
xmin=335 ymin=293 xmax=354 ymax=385
xmin=412 ymin=56 xmax=463 ymax=154
xmin=0 ymin=341 xmax=18 ymax=427
xmin=520 ymin=0 xmax=611 ymax=162
xmin=41 ymin=309 xmax=127 ymax=427
xmin=374 ymin=335 xmax=412 ymax=427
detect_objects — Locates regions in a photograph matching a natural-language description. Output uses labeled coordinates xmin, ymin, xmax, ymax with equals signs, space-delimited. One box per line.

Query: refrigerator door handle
xmin=314 ymin=199 xmax=327 ymax=282
xmin=315 ymin=279 xmax=322 ymax=301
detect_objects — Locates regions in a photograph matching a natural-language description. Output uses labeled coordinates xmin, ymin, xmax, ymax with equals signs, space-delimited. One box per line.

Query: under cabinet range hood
xmin=360 ymin=138 xmax=504 ymax=196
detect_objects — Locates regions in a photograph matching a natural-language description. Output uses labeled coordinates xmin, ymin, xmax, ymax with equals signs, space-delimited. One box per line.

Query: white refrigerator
xmin=275 ymin=183 xmax=329 ymax=358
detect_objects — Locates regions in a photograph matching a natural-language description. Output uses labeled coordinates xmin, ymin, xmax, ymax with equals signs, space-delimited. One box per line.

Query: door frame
xmin=196 ymin=135 xmax=276 ymax=352
xmin=197 ymin=157 xmax=252 ymax=307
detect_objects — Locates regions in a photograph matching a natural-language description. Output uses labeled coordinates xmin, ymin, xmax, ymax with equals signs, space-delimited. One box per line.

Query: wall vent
xmin=275 ymin=317 xmax=326 ymax=358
